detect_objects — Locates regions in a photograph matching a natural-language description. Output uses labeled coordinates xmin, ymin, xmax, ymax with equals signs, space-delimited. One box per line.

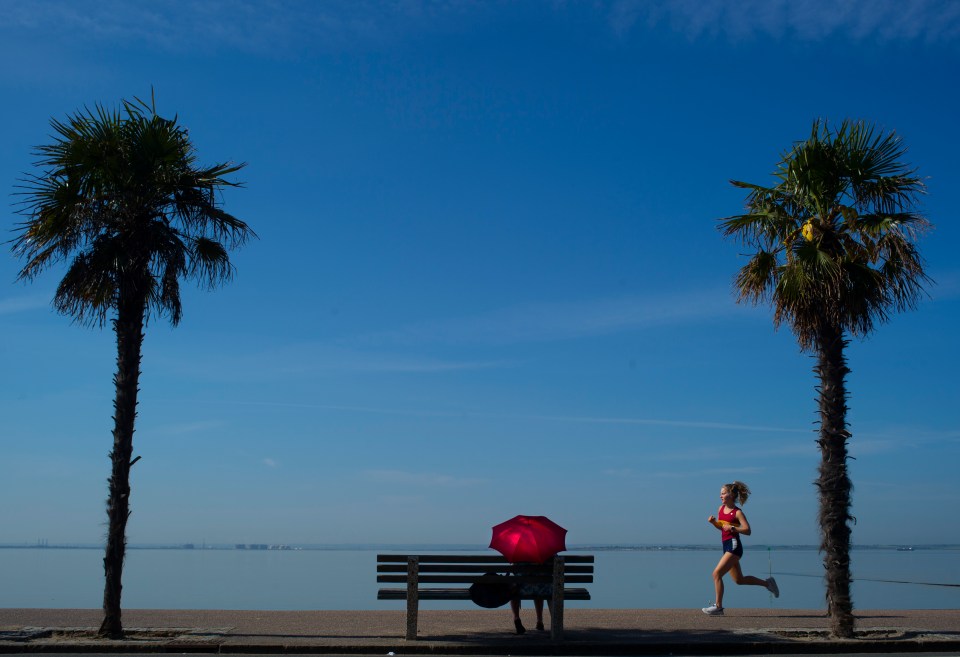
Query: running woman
xmin=702 ymin=481 xmax=779 ymax=615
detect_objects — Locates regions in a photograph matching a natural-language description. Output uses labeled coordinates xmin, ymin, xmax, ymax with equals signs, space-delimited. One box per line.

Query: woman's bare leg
xmin=728 ymin=560 xmax=769 ymax=587
xmin=510 ymin=599 xmax=524 ymax=634
xmin=711 ymin=552 xmax=740 ymax=607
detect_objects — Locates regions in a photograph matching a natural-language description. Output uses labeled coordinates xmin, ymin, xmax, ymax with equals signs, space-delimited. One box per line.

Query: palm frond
xmin=719 ymin=119 xmax=932 ymax=350
xmin=11 ymin=92 xmax=256 ymax=326
xmin=733 ymin=250 xmax=779 ymax=304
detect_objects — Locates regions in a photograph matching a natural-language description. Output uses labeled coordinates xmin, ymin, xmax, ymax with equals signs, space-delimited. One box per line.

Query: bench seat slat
xmin=378 ymin=587 xmax=591 ymax=601
xmin=376 ymin=564 xmax=594 ymax=574
xmin=377 ymin=575 xmax=593 ymax=584
xmin=376 ymin=554 xmax=593 ymax=563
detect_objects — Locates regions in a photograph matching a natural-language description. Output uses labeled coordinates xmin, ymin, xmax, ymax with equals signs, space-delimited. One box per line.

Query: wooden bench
xmin=377 ymin=553 xmax=594 ymax=640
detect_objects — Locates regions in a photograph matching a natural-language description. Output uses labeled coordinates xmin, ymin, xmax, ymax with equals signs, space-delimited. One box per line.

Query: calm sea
xmin=2 ymin=546 xmax=958 ymax=610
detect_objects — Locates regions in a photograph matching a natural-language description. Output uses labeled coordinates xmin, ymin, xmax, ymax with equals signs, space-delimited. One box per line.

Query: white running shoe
xmin=766 ymin=577 xmax=780 ymax=598
xmin=701 ymin=603 xmax=724 ymax=615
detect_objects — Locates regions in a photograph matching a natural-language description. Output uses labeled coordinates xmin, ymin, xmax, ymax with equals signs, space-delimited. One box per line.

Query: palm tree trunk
xmin=98 ymin=290 xmax=146 ymax=639
xmin=814 ymin=324 xmax=855 ymax=638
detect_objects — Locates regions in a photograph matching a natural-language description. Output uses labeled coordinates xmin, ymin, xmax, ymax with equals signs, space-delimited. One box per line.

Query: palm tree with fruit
xmin=720 ymin=119 xmax=932 ymax=638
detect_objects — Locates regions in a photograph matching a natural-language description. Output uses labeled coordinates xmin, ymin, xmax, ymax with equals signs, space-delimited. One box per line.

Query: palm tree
xmin=12 ymin=94 xmax=255 ymax=638
xmin=719 ymin=119 xmax=931 ymax=637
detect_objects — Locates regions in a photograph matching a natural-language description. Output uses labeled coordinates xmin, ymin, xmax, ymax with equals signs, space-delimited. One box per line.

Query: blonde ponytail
xmin=725 ymin=481 xmax=751 ymax=505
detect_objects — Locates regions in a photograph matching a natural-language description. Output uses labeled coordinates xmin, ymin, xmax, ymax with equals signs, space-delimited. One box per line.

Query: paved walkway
xmin=2 ymin=608 xmax=959 ymax=654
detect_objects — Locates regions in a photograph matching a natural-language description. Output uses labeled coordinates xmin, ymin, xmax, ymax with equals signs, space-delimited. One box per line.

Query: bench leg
xmin=551 ymin=556 xmax=565 ymax=640
xmin=406 ymin=557 xmax=419 ymax=640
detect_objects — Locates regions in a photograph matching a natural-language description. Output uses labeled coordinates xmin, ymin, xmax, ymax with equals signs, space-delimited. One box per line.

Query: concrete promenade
xmin=2 ymin=608 xmax=960 ymax=654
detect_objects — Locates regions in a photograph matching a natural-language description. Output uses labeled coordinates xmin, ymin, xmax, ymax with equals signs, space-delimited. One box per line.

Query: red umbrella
xmin=489 ymin=515 xmax=567 ymax=564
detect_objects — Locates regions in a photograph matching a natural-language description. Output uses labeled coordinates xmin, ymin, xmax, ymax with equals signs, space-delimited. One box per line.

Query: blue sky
xmin=1 ymin=0 xmax=958 ymax=548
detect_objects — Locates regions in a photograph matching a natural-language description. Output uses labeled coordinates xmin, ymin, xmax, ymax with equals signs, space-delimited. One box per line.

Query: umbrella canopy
xmin=489 ymin=515 xmax=567 ymax=564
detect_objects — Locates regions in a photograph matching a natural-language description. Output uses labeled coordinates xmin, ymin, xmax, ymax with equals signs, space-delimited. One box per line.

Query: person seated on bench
xmin=510 ymin=564 xmax=552 ymax=634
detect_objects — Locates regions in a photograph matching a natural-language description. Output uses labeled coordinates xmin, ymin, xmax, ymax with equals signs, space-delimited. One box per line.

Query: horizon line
xmin=3 ymin=542 xmax=954 ymax=551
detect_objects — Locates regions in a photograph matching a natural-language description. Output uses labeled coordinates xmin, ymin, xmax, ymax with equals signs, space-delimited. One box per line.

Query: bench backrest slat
xmin=377 ymin=564 xmax=594 ymax=574
xmin=376 ymin=554 xmax=593 ymax=563
xmin=377 ymin=575 xmax=593 ymax=584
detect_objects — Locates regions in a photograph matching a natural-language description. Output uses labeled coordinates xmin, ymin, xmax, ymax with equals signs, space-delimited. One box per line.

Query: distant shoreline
xmin=2 ymin=543 xmax=957 ymax=552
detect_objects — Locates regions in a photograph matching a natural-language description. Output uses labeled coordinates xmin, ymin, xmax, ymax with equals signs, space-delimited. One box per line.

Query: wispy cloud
xmin=155 ymin=289 xmax=742 ymax=379
xmin=852 ymin=426 xmax=960 ymax=451
xmin=928 ymin=269 xmax=960 ymax=301
xmin=633 ymin=440 xmax=805 ymax=464
xmin=0 ymin=295 xmax=50 ymax=316
xmin=154 ymin=341 xmax=510 ymax=380
xmin=201 ymin=399 xmax=808 ymax=438
xmin=0 ymin=0 xmax=481 ymax=54
xmin=522 ymin=412 xmax=807 ymax=435
xmin=7 ymin=0 xmax=954 ymax=57
xmin=608 ymin=0 xmax=960 ymax=43
xmin=150 ymin=420 xmax=226 ymax=436
xmin=602 ymin=468 xmax=636 ymax=477
xmin=196 ymin=400 xmax=469 ymax=418
xmin=361 ymin=468 xmax=488 ymax=487
xmin=603 ymin=465 xmax=766 ymax=480
xmin=353 ymin=288 xmax=739 ymax=347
